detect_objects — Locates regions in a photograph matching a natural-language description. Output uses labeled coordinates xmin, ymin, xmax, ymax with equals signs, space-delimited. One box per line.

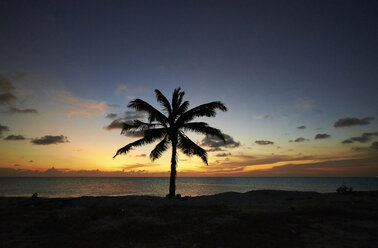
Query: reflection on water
xmin=1 ymin=177 xmax=377 ymax=197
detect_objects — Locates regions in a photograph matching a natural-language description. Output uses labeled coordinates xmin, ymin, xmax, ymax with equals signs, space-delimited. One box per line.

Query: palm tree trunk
xmin=169 ymin=137 xmax=177 ymax=197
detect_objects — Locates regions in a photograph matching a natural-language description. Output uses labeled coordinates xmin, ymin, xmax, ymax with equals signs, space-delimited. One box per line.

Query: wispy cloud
xmin=297 ymin=125 xmax=306 ymax=129
xmin=55 ymin=91 xmax=105 ymax=118
xmin=9 ymin=107 xmax=38 ymax=114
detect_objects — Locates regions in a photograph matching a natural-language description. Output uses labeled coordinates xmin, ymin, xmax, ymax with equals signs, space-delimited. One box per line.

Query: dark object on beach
xmin=31 ymin=192 xmax=39 ymax=199
xmin=113 ymin=88 xmax=227 ymax=197
xmin=337 ymin=184 xmax=353 ymax=193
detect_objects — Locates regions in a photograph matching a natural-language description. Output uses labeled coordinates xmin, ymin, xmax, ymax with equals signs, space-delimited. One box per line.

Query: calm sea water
xmin=1 ymin=177 xmax=378 ymax=198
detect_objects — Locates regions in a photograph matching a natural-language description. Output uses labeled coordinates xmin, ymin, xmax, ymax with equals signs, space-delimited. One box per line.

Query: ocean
xmin=1 ymin=177 xmax=377 ymax=198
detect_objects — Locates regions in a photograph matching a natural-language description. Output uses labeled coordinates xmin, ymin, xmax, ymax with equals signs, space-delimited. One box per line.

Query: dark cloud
xmin=342 ymin=132 xmax=378 ymax=144
xmin=106 ymin=119 xmax=124 ymax=130
xmin=0 ymin=74 xmax=15 ymax=92
xmin=31 ymin=135 xmax=69 ymax=145
xmin=371 ymin=142 xmax=378 ymax=150
xmin=215 ymin=152 xmax=231 ymax=157
xmin=294 ymin=137 xmax=309 ymax=142
xmin=314 ymin=128 xmax=322 ymax=130
xmin=9 ymin=107 xmax=38 ymax=114
xmin=0 ymin=124 xmax=10 ymax=137
xmin=105 ymin=110 xmax=145 ymax=130
xmin=297 ymin=125 xmax=306 ymax=129
xmin=334 ymin=117 xmax=374 ymax=127
xmin=13 ymin=164 xmax=21 ymax=167
xmin=315 ymin=133 xmax=331 ymax=139
xmin=255 ymin=140 xmax=274 ymax=145
xmin=29 ymin=160 xmax=33 ymax=163
xmin=0 ymin=93 xmax=17 ymax=104
xmin=106 ymin=113 xmax=117 ymax=119
xmin=4 ymin=134 xmax=27 ymax=141
xmin=200 ymin=134 xmax=240 ymax=150
xmin=107 ymin=103 xmax=120 ymax=108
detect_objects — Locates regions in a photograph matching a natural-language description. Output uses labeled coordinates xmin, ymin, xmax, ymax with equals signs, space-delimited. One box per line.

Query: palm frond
xmin=176 ymin=101 xmax=227 ymax=125
xmin=178 ymin=132 xmax=208 ymax=164
xmin=176 ymin=100 xmax=189 ymax=116
xmin=150 ymin=135 xmax=170 ymax=161
xmin=128 ymin=99 xmax=168 ymax=125
xmin=121 ymin=120 xmax=161 ymax=135
xmin=182 ymin=122 xmax=225 ymax=141
xmin=155 ymin=89 xmax=171 ymax=115
xmin=171 ymin=87 xmax=185 ymax=114
xmin=113 ymin=131 xmax=164 ymax=158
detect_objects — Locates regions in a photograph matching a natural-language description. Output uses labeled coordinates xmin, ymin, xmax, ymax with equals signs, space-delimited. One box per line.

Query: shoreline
xmin=1 ymin=190 xmax=378 ymax=247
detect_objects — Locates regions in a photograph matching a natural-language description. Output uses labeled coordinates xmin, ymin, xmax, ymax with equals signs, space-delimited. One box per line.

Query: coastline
xmin=1 ymin=190 xmax=378 ymax=247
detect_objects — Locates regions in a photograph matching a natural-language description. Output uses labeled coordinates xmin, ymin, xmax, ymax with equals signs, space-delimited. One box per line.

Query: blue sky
xmin=0 ymin=0 xmax=377 ymax=176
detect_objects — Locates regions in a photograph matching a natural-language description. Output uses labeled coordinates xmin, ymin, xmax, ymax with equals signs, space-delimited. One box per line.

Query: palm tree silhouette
xmin=113 ymin=88 xmax=227 ymax=197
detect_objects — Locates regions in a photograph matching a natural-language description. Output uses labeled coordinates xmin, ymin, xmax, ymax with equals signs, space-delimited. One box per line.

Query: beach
xmin=1 ymin=190 xmax=378 ymax=248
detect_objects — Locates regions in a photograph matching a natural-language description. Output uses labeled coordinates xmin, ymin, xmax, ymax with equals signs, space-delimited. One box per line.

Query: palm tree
xmin=113 ymin=88 xmax=227 ymax=197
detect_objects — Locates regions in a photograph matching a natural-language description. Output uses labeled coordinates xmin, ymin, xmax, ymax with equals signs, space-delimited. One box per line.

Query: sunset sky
xmin=0 ymin=0 xmax=377 ymax=177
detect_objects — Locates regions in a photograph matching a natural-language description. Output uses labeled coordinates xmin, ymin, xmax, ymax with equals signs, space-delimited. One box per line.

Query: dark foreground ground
xmin=1 ymin=190 xmax=378 ymax=248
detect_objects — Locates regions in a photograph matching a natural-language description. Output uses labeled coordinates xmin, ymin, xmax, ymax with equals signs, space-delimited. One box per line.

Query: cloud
xmin=342 ymin=132 xmax=378 ymax=144
xmin=0 ymin=124 xmax=9 ymax=137
xmin=135 ymin=154 xmax=147 ymax=157
xmin=106 ymin=119 xmax=124 ymax=130
xmin=107 ymin=103 xmax=120 ymax=108
xmin=315 ymin=133 xmax=331 ymax=139
xmin=253 ymin=114 xmax=273 ymax=120
xmin=294 ymin=137 xmax=309 ymax=142
xmin=297 ymin=125 xmax=306 ymax=129
xmin=9 ymin=107 xmax=38 ymax=114
xmin=31 ymin=135 xmax=69 ymax=145
xmin=215 ymin=152 xmax=231 ymax=157
xmin=105 ymin=110 xmax=145 ymax=130
xmin=106 ymin=113 xmax=117 ymax=119
xmin=0 ymin=167 xmax=157 ymax=177
xmin=334 ymin=117 xmax=375 ymax=127
xmin=29 ymin=160 xmax=33 ymax=163
xmin=200 ymin=134 xmax=240 ymax=150
xmin=0 ymin=74 xmax=15 ymax=92
xmin=56 ymin=91 xmax=106 ymax=118
xmin=255 ymin=140 xmax=274 ymax=145
xmin=0 ymin=93 xmax=17 ymax=104
xmin=4 ymin=134 xmax=27 ymax=140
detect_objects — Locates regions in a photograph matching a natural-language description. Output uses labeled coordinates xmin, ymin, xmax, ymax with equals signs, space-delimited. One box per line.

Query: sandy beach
xmin=1 ymin=190 xmax=378 ymax=247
